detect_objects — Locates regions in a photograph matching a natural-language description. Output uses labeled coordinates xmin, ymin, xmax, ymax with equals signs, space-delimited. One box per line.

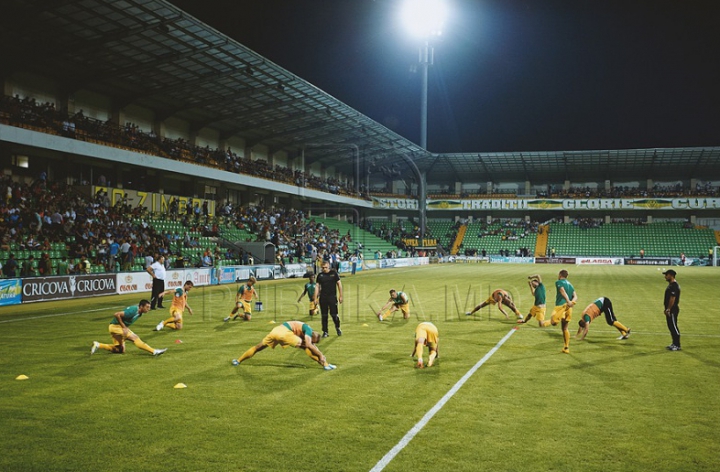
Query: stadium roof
xmin=2 ymin=0 xmax=719 ymax=186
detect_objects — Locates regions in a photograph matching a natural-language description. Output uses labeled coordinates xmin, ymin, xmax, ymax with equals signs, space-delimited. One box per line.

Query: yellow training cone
xmin=362 ymin=323 xmax=369 ymax=327
xmin=173 ymin=383 xmax=187 ymax=389
xmin=16 ymin=375 xmax=29 ymax=380
xmin=268 ymin=320 xmax=276 ymax=324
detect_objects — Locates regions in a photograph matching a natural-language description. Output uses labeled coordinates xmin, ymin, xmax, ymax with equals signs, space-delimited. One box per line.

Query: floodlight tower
xmin=400 ymin=0 xmax=448 ymax=244
xmin=400 ymin=0 xmax=447 ymax=149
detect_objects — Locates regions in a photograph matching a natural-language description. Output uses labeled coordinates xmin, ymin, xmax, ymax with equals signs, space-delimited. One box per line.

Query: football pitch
xmin=1 ymin=264 xmax=719 ymax=471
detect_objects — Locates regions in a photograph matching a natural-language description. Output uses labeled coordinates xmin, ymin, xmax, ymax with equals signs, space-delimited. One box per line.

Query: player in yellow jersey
xmin=550 ymin=269 xmax=577 ymax=354
xmin=413 ymin=322 xmax=439 ymax=368
xmin=91 ymin=300 xmax=166 ymax=356
xmin=224 ymin=276 xmax=259 ymax=321
xmin=377 ymin=289 xmax=410 ymax=321
xmin=466 ymin=288 xmax=523 ymax=320
xmin=155 ymin=281 xmax=194 ymax=331
xmin=518 ymin=275 xmax=550 ymax=327
xmin=576 ymin=296 xmax=631 ymax=340
xmin=297 ymin=273 xmax=319 ymax=317
xmin=231 ymin=320 xmax=336 ymax=370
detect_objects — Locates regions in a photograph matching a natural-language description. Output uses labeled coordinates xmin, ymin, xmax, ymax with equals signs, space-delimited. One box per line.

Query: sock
xmin=428 ymin=350 xmax=437 ymax=366
xmin=238 ymin=346 xmax=258 ymax=363
xmin=133 ymin=339 xmax=155 ymax=354
xmin=613 ymin=321 xmax=629 ymax=334
xmin=164 ymin=321 xmax=177 ymax=329
xmin=563 ymin=329 xmax=570 ymax=349
xmin=414 ymin=343 xmax=424 ymax=359
xmin=98 ymin=342 xmax=114 ymax=351
xmin=305 ymin=348 xmax=325 ymax=365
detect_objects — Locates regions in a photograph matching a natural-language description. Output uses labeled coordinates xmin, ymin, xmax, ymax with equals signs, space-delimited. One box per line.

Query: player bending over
xmin=231 ymin=320 xmax=336 ymax=370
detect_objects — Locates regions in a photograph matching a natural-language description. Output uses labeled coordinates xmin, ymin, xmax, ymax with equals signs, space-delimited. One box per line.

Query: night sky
xmin=170 ymin=0 xmax=720 ymax=154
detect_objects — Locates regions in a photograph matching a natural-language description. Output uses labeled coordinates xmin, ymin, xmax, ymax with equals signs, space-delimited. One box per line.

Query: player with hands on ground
xmin=466 ymin=288 xmax=523 ymax=320
xmin=377 ymin=289 xmax=410 ymax=321
xmin=231 ymin=320 xmax=336 ymax=370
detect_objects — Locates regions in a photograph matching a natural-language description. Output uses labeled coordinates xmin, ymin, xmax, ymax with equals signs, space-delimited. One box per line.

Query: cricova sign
xmin=22 ymin=274 xmax=117 ymax=302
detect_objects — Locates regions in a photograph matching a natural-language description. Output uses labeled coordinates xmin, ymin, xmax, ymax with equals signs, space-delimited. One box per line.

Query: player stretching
xmin=231 ymin=320 xmax=336 ymax=370
xmin=225 ymin=276 xmax=259 ymax=321
xmin=413 ymin=322 xmax=439 ymax=368
xmin=377 ymin=289 xmax=410 ymax=321
xmin=155 ymin=281 xmax=194 ymax=331
xmin=576 ymin=297 xmax=631 ymax=340
xmin=297 ymin=273 xmax=319 ymax=317
xmin=466 ymin=288 xmax=523 ymax=320
xmin=91 ymin=300 xmax=167 ymax=356
xmin=518 ymin=275 xmax=550 ymax=327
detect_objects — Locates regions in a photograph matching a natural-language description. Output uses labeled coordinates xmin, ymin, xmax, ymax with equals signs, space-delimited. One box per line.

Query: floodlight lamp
xmin=400 ymin=0 xmax=449 ymax=39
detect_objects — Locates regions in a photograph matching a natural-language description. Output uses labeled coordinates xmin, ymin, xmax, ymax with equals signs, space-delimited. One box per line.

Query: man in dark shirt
xmin=663 ymin=269 xmax=681 ymax=351
xmin=314 ymin=262 xmax=343 ymax=337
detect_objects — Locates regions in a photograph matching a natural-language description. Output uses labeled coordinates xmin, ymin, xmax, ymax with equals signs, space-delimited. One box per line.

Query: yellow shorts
xmin=308 ymin=301 xmax=317 ymax=312
xmin=483 ymin=295 xmax=499 ymax=305
xmin=397 ymin=303 xmax=410 ymax=317
xmin=529 ymin=305 xmax=546 ymax=322
xmin=170 ymin=307 xmax=183 ymax=320
xmin=108 ymin=324 xmax=135 ymax=343
xmin=551 ymin=305 xmax=573 ymax=324
xmin=415 ymin=322 xmax=439 ymax=349
xmin=262 ymin=325 xmax=301 ymax=349
xmin=238 ymin=300 xmax=252 ymax=314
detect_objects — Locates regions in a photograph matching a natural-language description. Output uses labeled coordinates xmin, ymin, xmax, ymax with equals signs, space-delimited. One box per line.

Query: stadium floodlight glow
xmin=400 ymin=0 xmax=449 ymax=39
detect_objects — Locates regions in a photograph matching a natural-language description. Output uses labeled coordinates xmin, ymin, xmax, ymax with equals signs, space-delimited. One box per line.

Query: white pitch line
xmin=370 ymin=327 xmax=518 ymax=472
xmin=0 ymin=307 xmax=111 ymax=323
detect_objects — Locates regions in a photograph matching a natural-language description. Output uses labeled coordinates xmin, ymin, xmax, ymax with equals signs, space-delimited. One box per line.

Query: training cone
xmin=16 ymin=374 xmax=29 ymax=380
xmin=362 ymin=323 xmax=369 ymax=327
xmin=268 ymin=320 xmax=276 ymax=324
xmin=175 ymin=339 xmax=183 ymax=344
xmin=173 ymin=383 xmax=187 ymax=389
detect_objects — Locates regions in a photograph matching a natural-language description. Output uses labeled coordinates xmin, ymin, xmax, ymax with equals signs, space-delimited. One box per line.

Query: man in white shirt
xmin=147 ymin=255 xmax=166 ymax=310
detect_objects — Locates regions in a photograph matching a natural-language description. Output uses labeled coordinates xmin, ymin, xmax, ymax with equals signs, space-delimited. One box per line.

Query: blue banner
xmin=0 ymin=279 xmax=22 ymax=306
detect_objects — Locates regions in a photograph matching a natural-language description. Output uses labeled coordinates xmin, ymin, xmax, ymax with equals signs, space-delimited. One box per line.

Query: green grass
xmin=1 ymin=264 xmax=719 ymax=471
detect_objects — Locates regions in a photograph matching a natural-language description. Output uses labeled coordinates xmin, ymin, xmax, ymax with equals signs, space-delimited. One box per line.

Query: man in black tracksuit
xmin=314 ymin=261 xmax=343 ymax=337
xmin=663 ymin=269 xmax=681 ymax=351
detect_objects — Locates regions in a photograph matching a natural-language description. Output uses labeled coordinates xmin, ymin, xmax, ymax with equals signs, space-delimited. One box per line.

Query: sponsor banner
xmin=576 ymin=257 xmax=624 ymax=265
xmin=338 ymin=260 xmax=364 ymax=274
xmin=285 ymin=263 xmax=309 ymax=278
xmin=363 ymin=260 xmax=378 ymax=270
xmin=117 ymin=271 xmax=152 ymax=294
xmin=444 ymin=256 xmax=488 ymax=263
xmin=186 ymin=268 xmax=213 ymax=286
xmin=91 ymin=186 xmax=215 ymax=216
xmin=489 ymin=256 xmax=535 ymax=264
xmin=212 ymin=267 xmax=237 ymax=285
xmin=0 ymin=279 xmax=22 ymax=306
xmin=165 ymin=270 xmax=188 ymax=288
xmin=22 ymin=274 xmax=116 ymax=302
xmin=379 ymin=257 xmax=429 ymax=269
xmin=426 ymin=197 xmax=720 ymax=211
xmin=535 ymin=257 xmax=577 ymax=264
xmin=371 ymin=197 xmax=420 ymax=210
xmin=624 ymin=258 xmax=672 ymax=266
xmin=229 ymin=265 xmax=275 ymax=282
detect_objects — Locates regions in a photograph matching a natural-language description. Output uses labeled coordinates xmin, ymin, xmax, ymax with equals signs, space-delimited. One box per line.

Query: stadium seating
xmin=546 ymin=222 xmax=716 ymax=258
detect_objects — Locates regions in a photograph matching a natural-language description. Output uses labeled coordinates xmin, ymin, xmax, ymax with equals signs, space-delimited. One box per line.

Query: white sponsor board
xmin=116 ymin=268 xmax=212 ymax=295
xmin=576 ymin=257 xmax=624 ymax=265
